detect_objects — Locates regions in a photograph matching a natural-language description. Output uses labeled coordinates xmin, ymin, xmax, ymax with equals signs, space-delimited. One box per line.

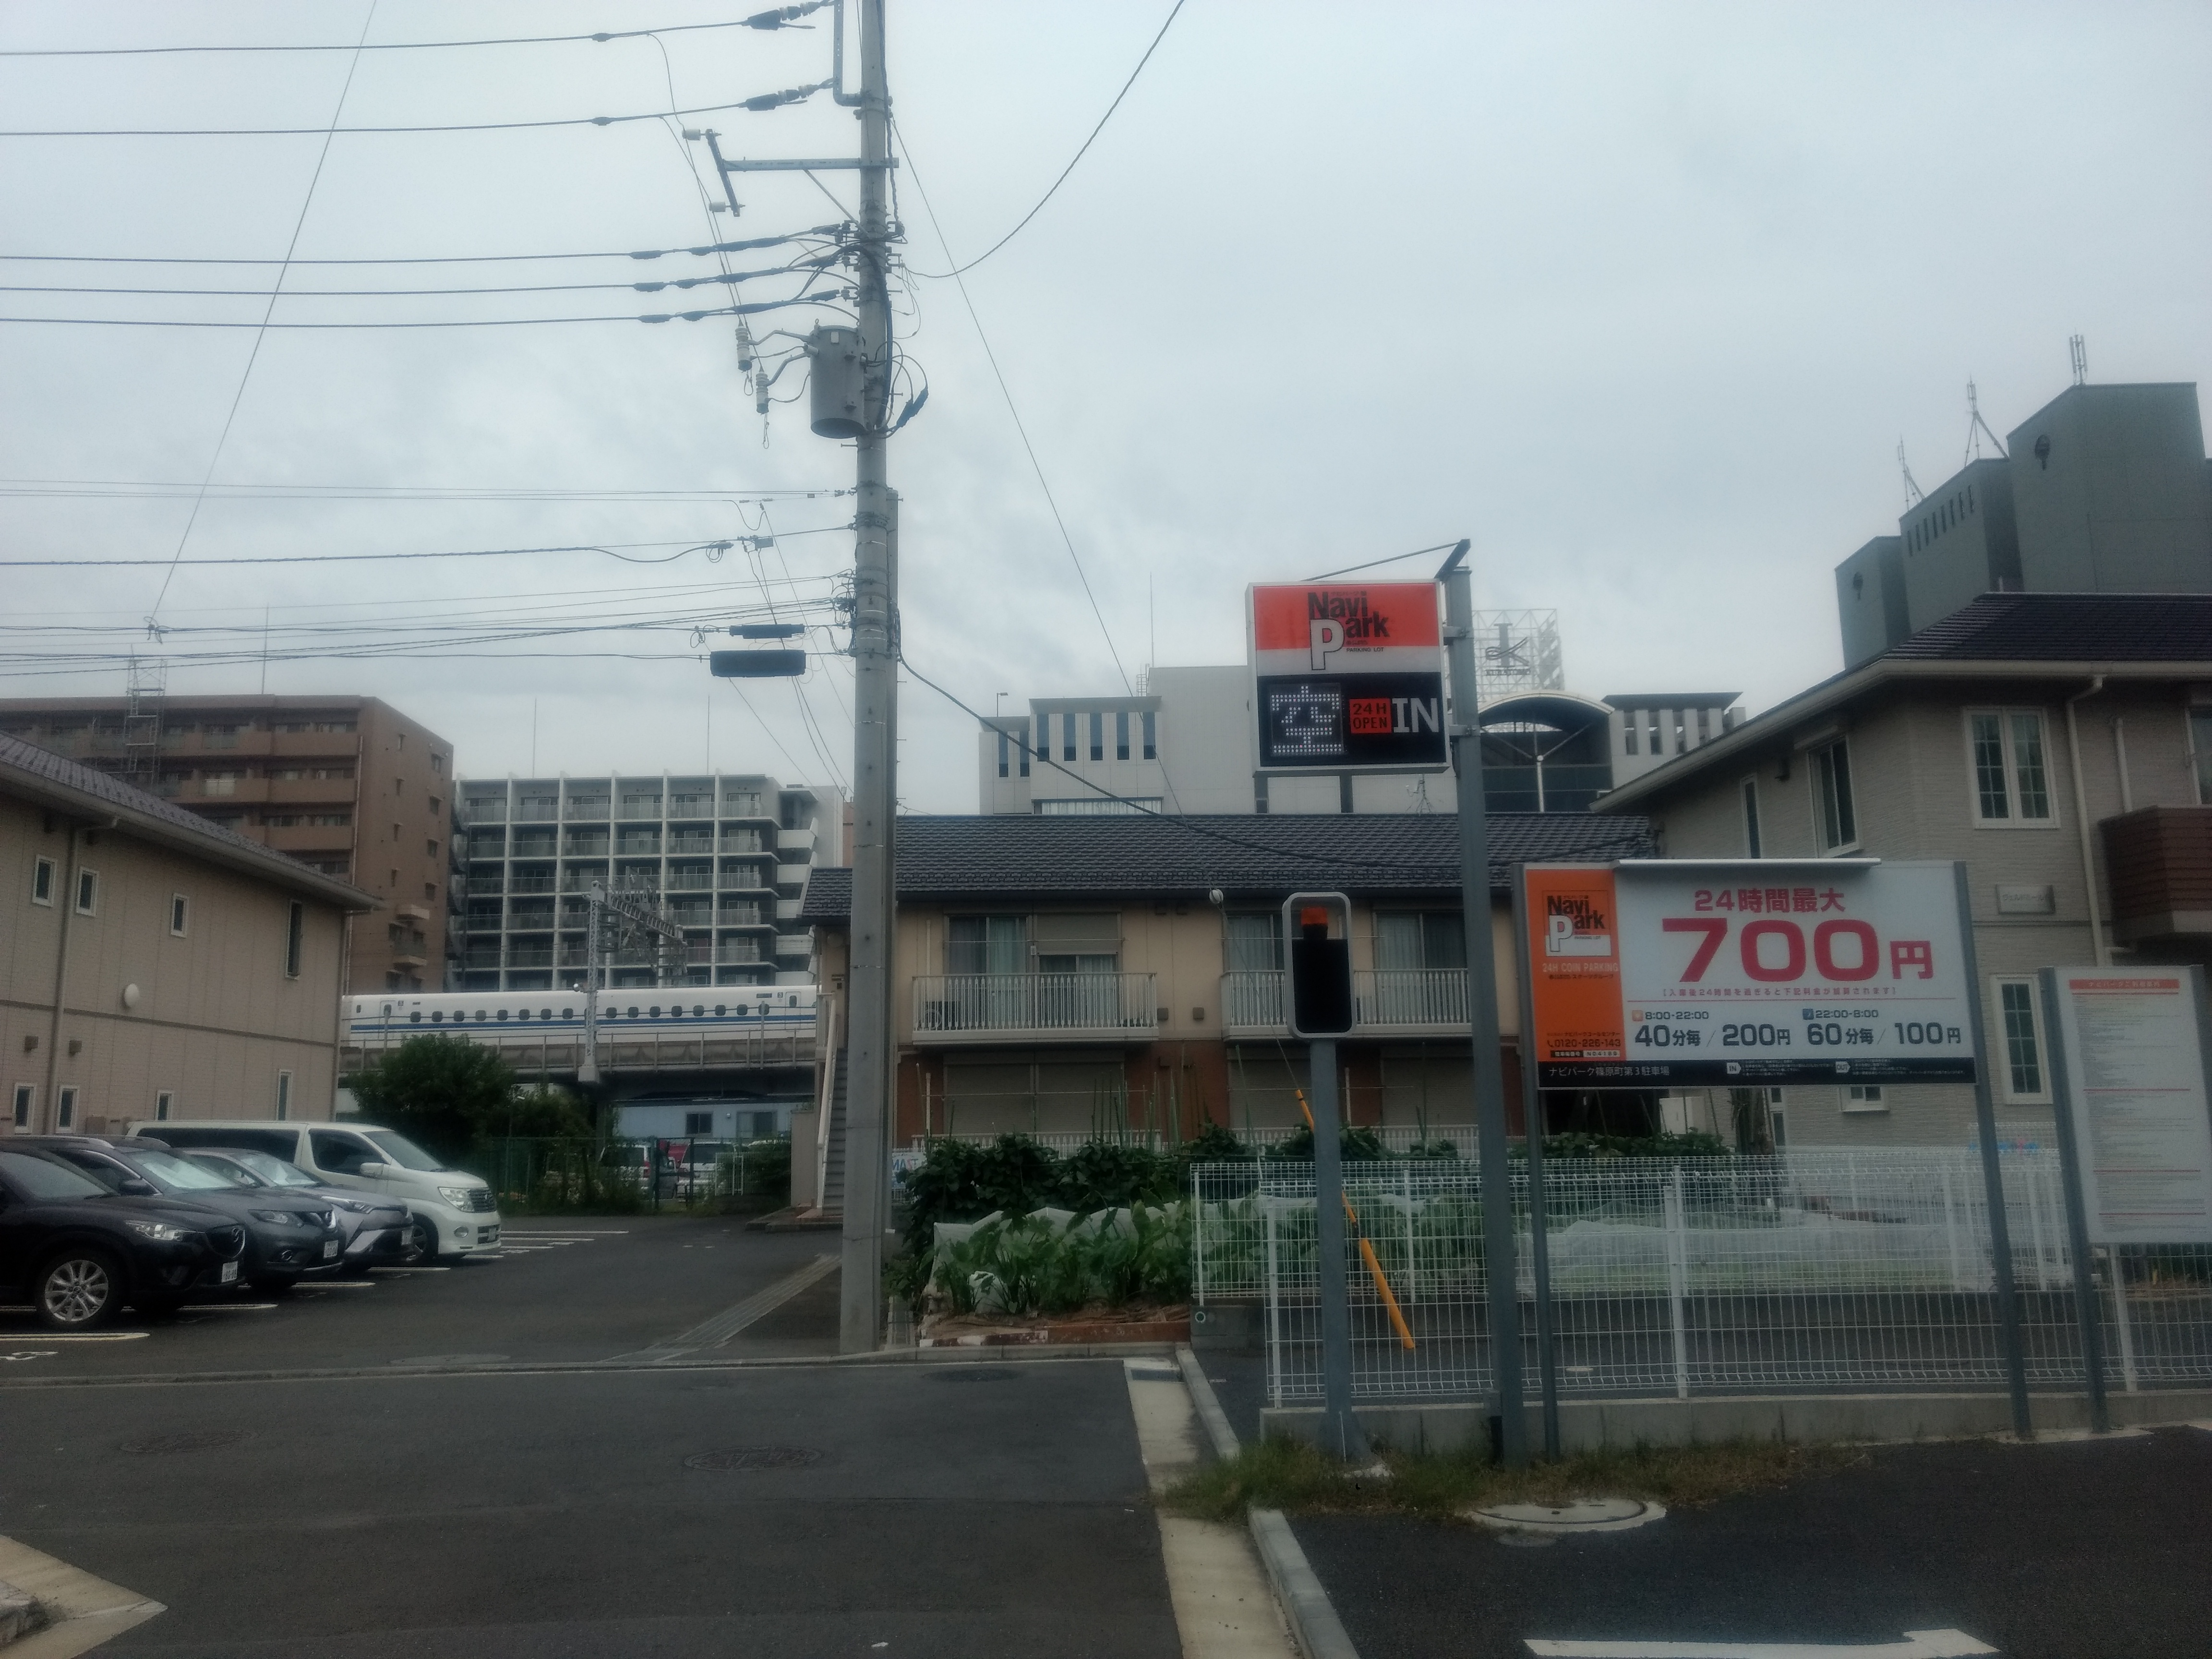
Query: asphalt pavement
xmin=0 ymin=1216 xmax=1181 ymax=1657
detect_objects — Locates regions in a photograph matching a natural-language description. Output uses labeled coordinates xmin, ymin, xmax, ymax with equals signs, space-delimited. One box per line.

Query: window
xmin=1967 ymin=710 xmax=2054 ymax=825
xmin=310 ymin=1130 xmax=377 ymax=1174
xmin=1224 ymin=912 xmax=1282 ymax=972
xmin=1089 ymin=711 xmax=1104 ymax=762
xmin=1062 ymin=714 xmax=1075 ymax=763
xmin=308 ymin=812 xmax=351 ymax=827
xmin=1811 ymin=738 xmax=1857 ymax=851
xmin=156 ymin=1091 xmax=173 ymax=1122
xmin=996 ymin=728 xmax=1010 ymax=779
xmin=427 ymin=840 xmax=440 ymax=858
xmin=1741 ymin=778 xmax=1762 ymax=858
xmin=1995 ymin=978 xmax=2049 ymax=1103
xmin=2191 ymin=709 xmax=2212 ymax=804
xmin=11 ymin=1084 xmax=30 ymax=1128
xmin=1843 ymin=1083 xmax=1885 ymax=1113
xmin=56 ymin=1085 xmax=76 ymax=1129
xmin=751 ymin=1110 xmax=778 ymax=1140
xmin=948 ymin=914 xmax=1028 ymax=975
xmin=285 ymin=901 xmax=305 ymax=977
xmin=1141 ymin=711 xmax=1156 ymax=761
xmin=275 ymin=1072 xmax=292 ymax=1120
xmin=1623 ymin=716 xmax=1639 ymax=757
xmin=75 ymin=868 xmax=98 ymax=915
xmin=32 ymin=856 xmax=53 ymax=905
xmin=432 ymin=753 xmax=445 ymax=775
xmin=1116 ymin=710 xmax=1130 ymax=760
xmin=684 ymin=1111 xmax=713 ymax=1136
xmin=1375 ymin=912 xmax=1467 ymax=972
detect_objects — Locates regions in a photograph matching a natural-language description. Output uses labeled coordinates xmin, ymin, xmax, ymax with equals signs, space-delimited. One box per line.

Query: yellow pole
xmin=1298 ymin=1087 xmax=1415 ymax=1351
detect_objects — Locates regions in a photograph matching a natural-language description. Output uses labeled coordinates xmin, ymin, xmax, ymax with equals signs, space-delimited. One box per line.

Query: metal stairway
xmin=817 ymin=1046 xmax=850 ymax=1215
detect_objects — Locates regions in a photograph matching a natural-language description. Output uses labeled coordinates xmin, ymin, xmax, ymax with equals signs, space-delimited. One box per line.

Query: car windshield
xmin=363 ymin=1130 xmax=447 ymax=1172
xmin=130 ymin=1149 xmax=243 ymax=1191
xmin=219 ymin=1150 xmax=319 ymax=1187
xmin=184 ymin=1154 xmax=264 ymax=1186
xmin=0 ymin=1150 xmax=110 ymax=1201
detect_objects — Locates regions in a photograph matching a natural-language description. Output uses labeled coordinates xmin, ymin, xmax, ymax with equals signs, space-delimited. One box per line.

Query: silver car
xmin=176 ymin=1148 xmax=418 ymax=1270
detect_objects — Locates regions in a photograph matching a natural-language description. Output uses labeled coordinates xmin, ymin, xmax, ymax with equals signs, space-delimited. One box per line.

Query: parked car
xmin=17 ymin=1136 xmax=344 ymax=1291
xmin=126 ymin=1121 xmax=501 ymax=1262
xmin=169 ymin=1148 xmax=414 ymax=1271
xmin=0 ymin=1146 xmax=246 ymax=1328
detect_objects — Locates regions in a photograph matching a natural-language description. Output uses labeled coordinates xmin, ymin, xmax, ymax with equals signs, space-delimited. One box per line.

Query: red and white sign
xmin=1248 ymin=582 xmax=1447 ymax=771
xmin=1249 ymin=582 xmax=1443 ymax=677
xmin=1524 ymin=860 xmax=1978 ymax=1088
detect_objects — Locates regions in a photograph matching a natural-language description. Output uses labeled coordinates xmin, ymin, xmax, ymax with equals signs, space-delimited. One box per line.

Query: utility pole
xmin=1438 ymin=539 xmax=1527 ymax=1466
xmin=837 ymin=0 xmax=896 ymax=1355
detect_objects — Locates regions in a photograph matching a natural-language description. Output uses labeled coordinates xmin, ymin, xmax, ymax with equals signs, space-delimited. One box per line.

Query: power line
xmin=894 ymin=122 xmax=1133 ymax=694
xmin=904 ymin=0 xmax=1184 ymax=281
xmin=0 ymin=260 xmax=837 ymax=299
xmin=0 ymin=479 xmax=847 ymax=503
xmin=0 ymin=90 xmax=829 ymax=139
xmin=1305 ymin=542 xmax=1461 ymax=581
xmin=0 ymin=229 xmax=844 ymax=266
xmin=0 ymin=295 xmax=850 ymax=328
xmin=149 ymin=1 xmax=375 ymax=623
xmin=0 ymin=530 xmax=853 ymax=568
xmin=0 ymin=7 xmax=829 ymax=56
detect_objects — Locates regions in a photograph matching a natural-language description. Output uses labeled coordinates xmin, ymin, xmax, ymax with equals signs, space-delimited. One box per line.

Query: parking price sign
xmin=1523 ymin=860 xmax=1979 ymax=1089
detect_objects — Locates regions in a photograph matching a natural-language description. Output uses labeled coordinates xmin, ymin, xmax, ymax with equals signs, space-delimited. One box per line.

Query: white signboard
xmin=2044 ymin=967 xmax=2212 ymax=1245
xmin=1525 ymin=860 xmax=1977 ymax=1089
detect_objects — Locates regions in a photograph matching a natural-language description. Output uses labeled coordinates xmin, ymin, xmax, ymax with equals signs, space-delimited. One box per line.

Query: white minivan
xmin=128 ymin=1120 xmax=501 ymax=1262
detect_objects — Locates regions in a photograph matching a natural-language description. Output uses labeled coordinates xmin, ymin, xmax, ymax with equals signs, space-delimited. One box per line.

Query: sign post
xmin=1517 ymin=856 xmax=2030 ymax=1436
xmin=2039 ymin=964 xmax=2212 ymax=1429
xmin=1285 ymin=893 xmax=1368 ymax=1463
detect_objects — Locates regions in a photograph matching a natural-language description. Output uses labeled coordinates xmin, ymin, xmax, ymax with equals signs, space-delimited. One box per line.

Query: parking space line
xmin=370 ymin=1266 xmax=448 ymax=1273
xmin=0 ymin=1332 xmax=149 ymax=1342
xmin=307 ymin=1282 xmax=377 ymax=1289
xmin=1524 ymin=1632 xmax=1999 ymax=1658
xmin=617 ymin=1253 xmax=838 ymax=1360
xmin=180 ymin=1303 xmax=278 ymax=1313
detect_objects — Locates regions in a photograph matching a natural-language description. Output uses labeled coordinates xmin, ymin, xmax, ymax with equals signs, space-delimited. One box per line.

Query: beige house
xmin=1593 ymin=592 xmax=2212 ymax=1149
xmin=794 ymin=810 xmax=1649 ymax=1205
xmin=2 ymin=732 xmax=375 ymax=1136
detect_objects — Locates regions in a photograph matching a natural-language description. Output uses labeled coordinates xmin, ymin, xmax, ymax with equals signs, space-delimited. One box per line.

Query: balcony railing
xmin=913 ymin=972 xmax=1157 ymax=1044
xmin=506 ymin=947 xmax=554 ymax=968
xmin=564 ymin=798 xmax=609 ymax=820
xmin=515 ymin=801 xmax=559 ymax=822
xmin=1220 ymin=969 xmax=1472 ymax=1035
xmin=667 ymin=799 xmax=714 ymax=819
xmin=664 ymin=872 xmax=714 ymax=892
xmin=507 ymin=876 xmax=556 ymax=895
xmin=617 ymin=801 xmax=664 ymax=820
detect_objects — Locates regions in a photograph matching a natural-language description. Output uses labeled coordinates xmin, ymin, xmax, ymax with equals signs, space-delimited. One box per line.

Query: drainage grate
xmin=684 ymin=1446 xmax=823 ymax=1472
xmin=116 ymin=1431 xmax=248 ymax=1455
xmin=928 ymin=1367 xmax=1022 ymax=1383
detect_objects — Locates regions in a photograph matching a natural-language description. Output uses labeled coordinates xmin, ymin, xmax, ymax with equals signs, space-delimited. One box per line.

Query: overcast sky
xmin=3 ymin=0 xmax=2208 ymax=814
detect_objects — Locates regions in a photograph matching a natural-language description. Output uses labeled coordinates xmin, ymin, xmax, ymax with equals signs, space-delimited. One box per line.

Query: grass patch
xmin=1162 ymin=1435 xmax=1865 ymax=1523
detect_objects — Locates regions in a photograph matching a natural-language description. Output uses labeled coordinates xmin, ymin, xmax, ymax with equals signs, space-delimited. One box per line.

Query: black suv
xmin=0 ymin=1146 xmax=247 ymax=1327
xmin=20 ymin=1137 xmax=345 ymax=1290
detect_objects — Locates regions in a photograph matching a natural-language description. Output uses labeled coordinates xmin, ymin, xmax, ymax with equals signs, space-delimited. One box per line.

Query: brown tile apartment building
xmin=0 ymin=696 xmax=453 ymax=994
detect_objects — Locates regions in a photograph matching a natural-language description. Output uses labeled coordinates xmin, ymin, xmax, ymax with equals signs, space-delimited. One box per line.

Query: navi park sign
xmin=1248 ymin=581 xmax=1448 ymax=771
xmin=1521 ymin=860 xmax=1979 ymax=1089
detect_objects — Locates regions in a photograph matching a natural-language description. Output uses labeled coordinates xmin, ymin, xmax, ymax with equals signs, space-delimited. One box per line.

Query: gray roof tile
xmin=1883 ymin=592 xmax=2212 ymax=661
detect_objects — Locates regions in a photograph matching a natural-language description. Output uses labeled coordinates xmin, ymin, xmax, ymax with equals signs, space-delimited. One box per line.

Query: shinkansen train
xmin=343 ymin=987 xmax=817 ymax=1052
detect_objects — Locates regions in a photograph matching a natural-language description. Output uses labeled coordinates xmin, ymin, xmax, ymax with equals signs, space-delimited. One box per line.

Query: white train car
xmin=343 ymin=986 xmax=817 ymax=1054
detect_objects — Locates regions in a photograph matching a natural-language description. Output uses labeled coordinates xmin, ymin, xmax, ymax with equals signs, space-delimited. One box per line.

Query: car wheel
xmin=402 ymin=1215 xmax=439 ymax=1265
xmin=37 ymin=1247 xmax=123 ymax=1330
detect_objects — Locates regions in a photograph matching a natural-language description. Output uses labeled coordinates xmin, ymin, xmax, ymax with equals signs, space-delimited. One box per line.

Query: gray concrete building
xmin=453 ymin=773 xmax=842 ymax=992
xmin=1838 ymin=382 xmax=2212 ymax=668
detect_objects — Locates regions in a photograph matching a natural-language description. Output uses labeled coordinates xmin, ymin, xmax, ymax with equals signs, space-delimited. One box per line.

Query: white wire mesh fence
xmin=1188 ymin=1152 xmax=2212 ymax=1406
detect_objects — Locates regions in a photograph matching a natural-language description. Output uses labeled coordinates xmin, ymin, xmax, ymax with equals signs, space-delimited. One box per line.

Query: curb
xmin=0 ymin=1579 xmax=38 ymax=1649
xmin=1174 ymin=1347 xmax=1362 ymax=1659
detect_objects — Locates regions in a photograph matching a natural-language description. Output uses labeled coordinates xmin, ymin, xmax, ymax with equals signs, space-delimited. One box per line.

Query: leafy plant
xmin=1539 ymin=1130 xmax=1731 ymax=1160
xmin=1265 ymin=1123 xmax=1386 ymax=1163
xmin=343 ymin=1036 xmax=518 ymax=1161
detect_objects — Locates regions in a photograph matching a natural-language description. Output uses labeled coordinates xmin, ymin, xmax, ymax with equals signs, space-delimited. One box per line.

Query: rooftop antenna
xmin=1897 ymin=439 xmax=1925 ymax=509
xmin=1963 ymin=379 xmax=2008 ymax=467
xmin=2069 ymin=334 xmax=2088 ymax=386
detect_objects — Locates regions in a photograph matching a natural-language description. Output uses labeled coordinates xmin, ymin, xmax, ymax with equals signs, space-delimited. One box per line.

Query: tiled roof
xmin=0 ymin=731 xmax=375 ymax=907
xmin=796 ymin=811 xmax=1653 ymax=923
xmin=1883 ymin=592 xmax=2212 ymax=661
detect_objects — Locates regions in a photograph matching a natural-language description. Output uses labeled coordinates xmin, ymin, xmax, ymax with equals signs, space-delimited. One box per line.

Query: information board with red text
xmin=1523 ymin=861 xmax=1978 ymax=1089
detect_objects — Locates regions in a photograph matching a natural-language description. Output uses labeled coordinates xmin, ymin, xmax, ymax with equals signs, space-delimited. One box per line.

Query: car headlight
xmin=249 ymin=1209 xmax=303 ymax=1226
xmin=125 ymin=1219 xmax=191 ymax=1242
xmin=331 ymin=1198 xmax=375 ymax=1214
xmin=436 ymin=1186 xmax=478 ymax=1208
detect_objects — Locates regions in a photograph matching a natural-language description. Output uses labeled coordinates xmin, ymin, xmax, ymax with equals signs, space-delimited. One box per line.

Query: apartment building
xmin=1594 ymin=591 xmax=2212 ymax=1148
xmin=0 ymin=695 xmax=454 ymax=995
xmin=797 ymin=809 xmax=1650 ymax=1175
xmin=3 ymin=732 xmax=374 ymax=1136
xmin=453 ymin=773 xmax=843 ymax=992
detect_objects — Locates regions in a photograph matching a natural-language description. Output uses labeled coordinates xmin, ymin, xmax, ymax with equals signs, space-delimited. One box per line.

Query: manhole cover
xmin=685 ymin=1446 xmax=822 ymax=1472
xmin=117 ymin=1431 xmax=248 ymax=1454
xmin=388 ymin=1353 xmax=510 ymax=1367
xmin=929 ymin=1367 xmax=1021 ymax=1383
xmin=1468 ymin=1496 xmax=1663 ymax=1534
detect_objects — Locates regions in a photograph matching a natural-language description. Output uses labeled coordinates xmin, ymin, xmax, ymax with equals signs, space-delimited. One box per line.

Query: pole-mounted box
xmin=1284 ymin=891 xmax=1354 ymax=1037
xmin=807 ymin=324 xmax=867 ymax=439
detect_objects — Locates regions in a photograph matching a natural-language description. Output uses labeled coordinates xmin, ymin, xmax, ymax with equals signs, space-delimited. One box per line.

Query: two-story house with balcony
xmin=796 ymin=810 xmax=1649 ymax=1201
xmin=1593 ymin=591 xmax=2212 ymax=1149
